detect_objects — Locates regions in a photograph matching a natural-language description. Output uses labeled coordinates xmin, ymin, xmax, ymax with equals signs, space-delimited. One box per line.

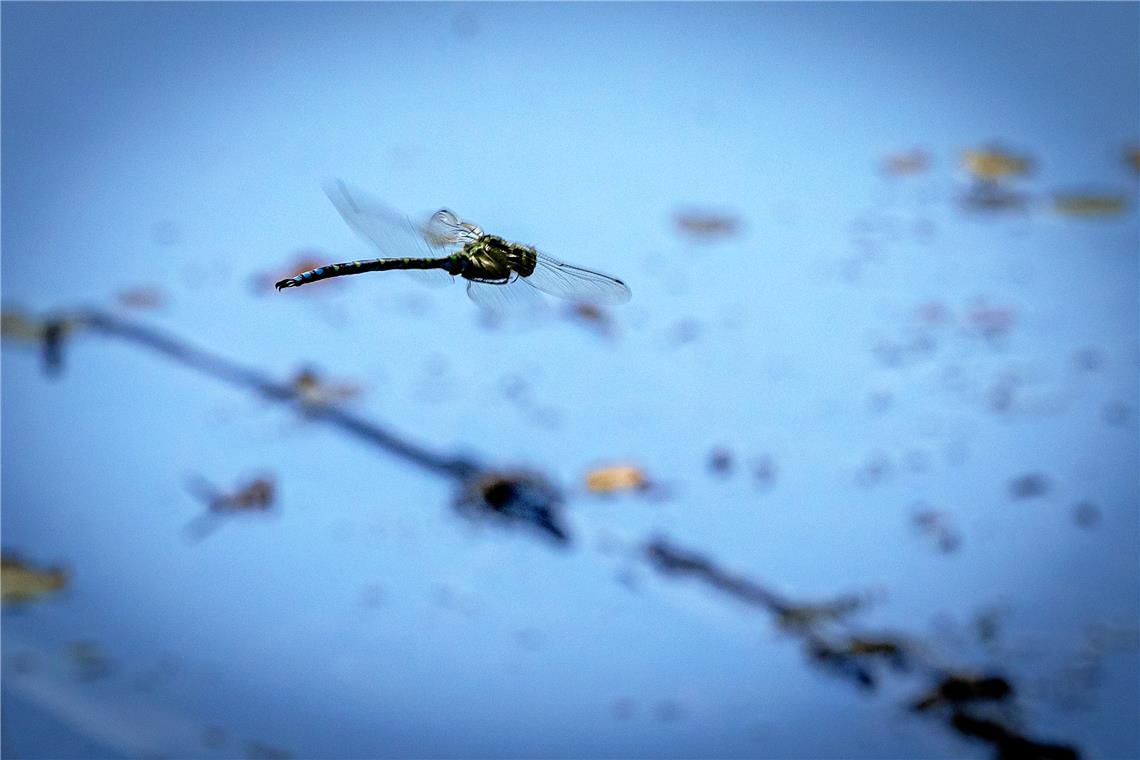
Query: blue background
xmin=2 ymin=2 xmax=1138 ymax=757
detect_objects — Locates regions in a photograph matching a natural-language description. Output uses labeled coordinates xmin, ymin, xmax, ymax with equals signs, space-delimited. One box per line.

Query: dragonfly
xmin=275 ymin=181 xmax=632 ymax=310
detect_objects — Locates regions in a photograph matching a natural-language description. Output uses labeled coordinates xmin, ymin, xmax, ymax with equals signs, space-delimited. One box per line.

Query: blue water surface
xmin=2 ymin=3 xmax=1138 ymax=758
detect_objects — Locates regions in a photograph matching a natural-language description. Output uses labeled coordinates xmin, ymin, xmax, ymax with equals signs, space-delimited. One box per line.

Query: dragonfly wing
xmin=465 ymin=278 xmax=546 ymax=312
xmin=522 ymin=253 xmax=632 ymax=305
xmin=424 ymin=209 xmax=483 ymax=247
xmin=324 ymin=180 xmax=438 ymax=258
xmin=403 ymin=269 xmax=456 ymax=288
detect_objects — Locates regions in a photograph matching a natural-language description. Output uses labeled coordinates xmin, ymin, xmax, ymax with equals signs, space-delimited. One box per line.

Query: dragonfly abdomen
xmin=275 ymin=256 xmax=463 ymax=290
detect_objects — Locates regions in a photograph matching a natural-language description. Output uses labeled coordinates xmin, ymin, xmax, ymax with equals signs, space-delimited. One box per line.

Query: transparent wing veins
xmin=522 ymin=253 xmax=632 ymax=305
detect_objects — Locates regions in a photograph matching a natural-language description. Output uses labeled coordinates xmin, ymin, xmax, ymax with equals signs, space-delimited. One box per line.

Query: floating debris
xmin=455 ymin=470 xmax=569 ymax=543
xmin=1102 ymin=400 xmax=1130 ymax=427
xmin=882 ymin=149 xmax=931 ymax=176
xmin=973 ymin=606 xmax=1005 ymax=645
xmin=1052 ymin=190 xmax=1128 ymax=217
xmin=68 ymin=641 xmax=113 ymax=681
xmin=1073 ymin=502 xmax=1100 ymax=528
xmin=1125 ymin=144 xmax=1140 ymax=175
xmin=184 ymin=474 xmax=277 ymax=541
xmin=665 ymin=318 xmax=703 ymax=346
xmin=245 ymin=741 xmax=293 ymax=760
xmin=751 ymin=454 xmax=777 ymax=490
xmin=586 ymin=463 xmax=649 ymax=494
xmin=1009 ymin=473 xmax=1050 ymax=500
xmin=1 ymin=553 xmax=68 ymax=604
xmin=116 ymin=286 xmax=166 ymax=311
xmin=1 ymin=310 xmax=84 ymax=375
xmin=290 ymin=367 xmax=362 ymax=407
xmin=807 ymin=635 xmax=910 ymax=689
xmin=359 ymin=584 xmax=385 ymax=609
xmin=959 ymin=183 xmax=1031 ymax=213
xmin=964 ymin=299 xmax=1016 ymax=340
xmin=911 ymin=673 xmax=1013 ymax=712
xmin=912 ymin=507 xmax=962 ymax=553
xmin=1072 ymin=348 xmax=1105 ymax=372
xmin=563 ymin=302 xmax=616 ymax=338
xmin=202 ymin=726 xmax=227 ymax=750
xmin=777 ymin=595 xmax=869 ymax=632
xmin=674 ymin=209 xmax=742 ymax=240
xmin=962 ymin=147 xmax=1034 ymax=181
xmin=611 ymin=697 xmax=637 ymax=720
xmin=707 ymin=447 xmax=734 ymax=477
xmin=653 ymin=699 xmax=686 ymax=722
xmin=854 ymin=451 xmax=894 ymax=488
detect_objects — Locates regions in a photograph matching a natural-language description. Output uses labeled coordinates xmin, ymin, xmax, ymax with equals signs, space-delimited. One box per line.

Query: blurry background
xmin=2 ymin=2 xmax=1137 ymax=758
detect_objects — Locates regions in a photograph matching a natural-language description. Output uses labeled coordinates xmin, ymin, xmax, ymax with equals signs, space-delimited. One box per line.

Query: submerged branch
xmin=641 ymin=535 xmax=1082 ymax=759
xmin=3 ymin=308 xmax=1082 ymax=757
xmin=32 ymin=309 xmax=480 ymax=480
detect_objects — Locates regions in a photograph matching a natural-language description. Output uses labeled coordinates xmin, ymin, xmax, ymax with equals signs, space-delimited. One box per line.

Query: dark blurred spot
xmin=959 ymin=182 xmax=1030 ymax=214
xmin=245 ymin=741 xmax=292 ymax=760
xmin=455 ymin=470 xmax=569 ymax=543
xmin=41 ymin=320 xmax=67 ymax=376
xmin=882 ymin=149 xmax=930 ymax=177
xmin=1009 ymin=473 xmax=1050 ymax=500
xmin=563 ymin=302 xmax=615 ymax=338
xmin=965 ymin=300 xmax=1016 ymax=340
xmin=653 ymin=699 xmax=685 ymax=722
xmin=10 ymin=651 xmax=38 ymax=674
xmin=902 ymin=449 xmax=930 ymax=474
xmin=911 ymin=674 xmax=1013 ymax=712
xmin=117 ymin=286 xmax=166 ymax=311
xmin=150 ymin=220 xmax=180 ymax=247
xmin=1073 ymin=502 xmax=1100 ymax=529
xmin=359 ymin=584 xmax=385 ymax=608
xmin=867 ymin=388 xmax=894 ymax=414
xmin=665 ymin=318 xmax=702 ymax=346
xmin=707 ymin=447 xmax=734 ymax=477
xmin=1102 ymin=400 xmax=1130 ymax=427
xmin=611 ymin=697 xmax=637 ymax=720
xmin=1052 ymin=190 xmax=1128 ymax=218
xmin=807 ymin=635 xmax=910 ymax=690
xmin=451 ymin=9 xmax=480 ymax=38
xmin=1072 ymin=348 xmax=1104 ymax=372
xmin=912 ymin=506 xmax=961 ymax=554
xmin=514 ymin=628 xmax=544 ymax=651
xmin=1126 ymin=144 xmax=1140 ymax=175
xmin=974 ymin=607 xmax=1004 ymax=644
xmin=751 ymin=455 xmax=777 ymax=490
xmin=69 ymin=641 xmax=113 ymax=681
xmin=203 ymin=726 xmax=226 ymax=750
xmin=673 ymin=209 xmax=741 ymax=240
xmin=854 ymin=451 xmax=893 ymax=487
xmin=914 ymin=301 xmax=950 ymax=327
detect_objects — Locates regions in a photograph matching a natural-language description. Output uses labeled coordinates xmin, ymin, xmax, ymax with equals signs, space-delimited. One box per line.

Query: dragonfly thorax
xmin=459 ymin=236 xmax=538 ymax=282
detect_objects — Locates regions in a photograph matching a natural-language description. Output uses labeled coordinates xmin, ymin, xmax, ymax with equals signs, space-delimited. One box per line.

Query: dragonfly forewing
xmin=324 ymin=181 xmax=455 ymax=287
xmin=521 ymin=254 xmax=632 ymax=306
xmin=466 ymin=278 xmax=546 ymax=312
